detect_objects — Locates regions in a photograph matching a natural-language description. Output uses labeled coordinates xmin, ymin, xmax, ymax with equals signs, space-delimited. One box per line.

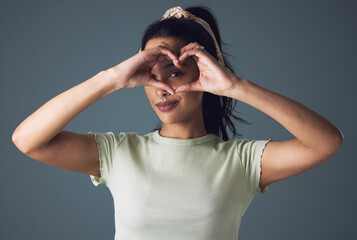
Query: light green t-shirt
xmin=88 ymin=130 xmax=272 ymax=240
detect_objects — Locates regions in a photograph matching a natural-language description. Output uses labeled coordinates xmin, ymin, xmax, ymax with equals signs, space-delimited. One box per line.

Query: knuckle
xmin=157 ymin=44 xmax=167 ymax=50
xmin=159 ymin=46 xmax=172 ymax=54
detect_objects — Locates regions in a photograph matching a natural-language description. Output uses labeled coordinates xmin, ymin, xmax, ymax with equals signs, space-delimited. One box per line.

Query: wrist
xmin=102 ymin=67 xmax=123 ymax=92
xmin=224 ymin=75 xmax=250 ymax=100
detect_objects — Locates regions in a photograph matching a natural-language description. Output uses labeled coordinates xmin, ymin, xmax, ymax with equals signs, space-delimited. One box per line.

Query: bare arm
xmin=229 ymin=78 xmax=344 ymax=188
xmin=176 ymin=42 xmax=344 ymax=189
xmin=12 ymin=70 xmax=117 ymax=153
xmin=12 ymin=44 xmax=180 ymax=177
xmin=12 ymin=70 xmax=118 ymax=176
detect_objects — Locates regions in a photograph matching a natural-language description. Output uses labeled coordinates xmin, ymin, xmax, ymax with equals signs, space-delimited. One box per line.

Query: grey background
xmin=1 ymin=0 xmax=356 ymax=239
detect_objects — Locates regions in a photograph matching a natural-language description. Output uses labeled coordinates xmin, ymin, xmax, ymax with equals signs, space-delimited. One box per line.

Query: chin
xmin=158 ymin=115 xmax=183 ymax=125
xmin=156 ymin=111 xmax=190 ymax=125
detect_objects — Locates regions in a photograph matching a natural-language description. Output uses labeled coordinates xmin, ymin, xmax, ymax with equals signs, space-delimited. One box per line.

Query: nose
xmin=156 ymin=88 xmax=170 ymax=100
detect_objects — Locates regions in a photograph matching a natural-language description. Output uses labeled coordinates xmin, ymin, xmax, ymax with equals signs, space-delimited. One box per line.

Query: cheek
xmin=181 ymin=92 xmax=203 ymax=109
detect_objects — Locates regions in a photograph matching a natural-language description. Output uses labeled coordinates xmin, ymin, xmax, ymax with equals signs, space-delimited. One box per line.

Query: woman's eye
xmin=169 ymin=71 xmax=181 ymax=78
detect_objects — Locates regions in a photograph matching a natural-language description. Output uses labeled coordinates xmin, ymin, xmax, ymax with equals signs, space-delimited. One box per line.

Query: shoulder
xmin=119 ymin=131 xmax=156 ymax=145
xmin=234 ymin=138 xmax=272 ymax=153
xmin=214 ymin=138 xmax=271 ymax=159
xmin=213 ymin=138 xmax=246 ymax=150
xmin=88 ymin=130 xmax=126 ymax=144
xmin=89 ymin=131 xmax=157 ymax=151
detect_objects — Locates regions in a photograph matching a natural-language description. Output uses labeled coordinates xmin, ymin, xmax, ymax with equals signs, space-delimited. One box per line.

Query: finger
xmin=145 ymin=43 xmax=181 ymax=67
xmin=147 ymin=79 xmax=175 ymax=95
xmin=175 ymin=81 xmax=203 ymax=93
xmin=180 ymin=42 xmax=202 ymax=56
xmin=160 ymin=49 xmax=181 ymax=67
xmin=159 ymin=42 xmax=180 ymax=56
xmin=179 ymin=48 xmax=204 ymax=63
xmin=157 ymin=55 xmax=176 ymax=66
xmin=156 ymin=47 xmax=181 ymax=67
xmin=153 ymin=41 xmax=178 ymax=54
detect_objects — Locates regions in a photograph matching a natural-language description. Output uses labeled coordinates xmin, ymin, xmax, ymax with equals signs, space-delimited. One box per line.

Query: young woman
xmin=12 ymin=5 xmax=343 ymax=240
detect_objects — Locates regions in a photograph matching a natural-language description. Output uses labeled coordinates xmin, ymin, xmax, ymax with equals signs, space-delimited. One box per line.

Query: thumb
xmin=175 ymin=81 xmax=202 ymax=93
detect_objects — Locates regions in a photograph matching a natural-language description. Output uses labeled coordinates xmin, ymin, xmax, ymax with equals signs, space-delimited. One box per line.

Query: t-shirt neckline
xmin=153 ymin=130 xmax=217 ymax=145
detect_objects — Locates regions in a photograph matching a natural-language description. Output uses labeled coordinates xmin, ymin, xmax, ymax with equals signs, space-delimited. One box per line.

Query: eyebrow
xmin=163 ymin=62 xmax=188 ymax=69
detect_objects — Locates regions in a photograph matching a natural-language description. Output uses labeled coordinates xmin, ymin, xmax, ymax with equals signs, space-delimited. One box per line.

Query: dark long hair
xmin=141 ymin=5 xmax=250 ymax=141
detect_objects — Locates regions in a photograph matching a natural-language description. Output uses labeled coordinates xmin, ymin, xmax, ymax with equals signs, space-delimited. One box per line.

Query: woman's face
xmin=144 ymin=37 xmax=203 ymax=125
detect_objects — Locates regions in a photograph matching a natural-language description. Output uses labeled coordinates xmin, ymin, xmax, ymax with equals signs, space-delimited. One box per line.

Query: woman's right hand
xmin=109 ymin=42 xmax=181 ymax=94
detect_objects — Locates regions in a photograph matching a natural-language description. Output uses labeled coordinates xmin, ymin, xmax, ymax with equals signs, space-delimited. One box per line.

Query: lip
xmin=155 ymin=100 xmax=180 ymax=112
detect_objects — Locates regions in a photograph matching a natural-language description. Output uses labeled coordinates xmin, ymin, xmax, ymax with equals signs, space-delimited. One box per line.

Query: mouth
xmin=155 ymin=100 xmax=180 ymax=112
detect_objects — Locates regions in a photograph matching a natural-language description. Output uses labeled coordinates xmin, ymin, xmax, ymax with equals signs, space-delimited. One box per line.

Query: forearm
xmin=12 ymin=70 xmax=118 ymax=153
xmin=229 ymin=77 xmax=343 ymax=154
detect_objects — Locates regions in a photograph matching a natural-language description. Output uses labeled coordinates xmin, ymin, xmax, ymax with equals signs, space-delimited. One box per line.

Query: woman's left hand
xmin=175 ymin=42 xmax=242 ymax=97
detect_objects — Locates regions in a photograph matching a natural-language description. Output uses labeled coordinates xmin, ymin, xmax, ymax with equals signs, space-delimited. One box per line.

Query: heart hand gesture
xmin=175 ymin=42 xmax=242 ymax=98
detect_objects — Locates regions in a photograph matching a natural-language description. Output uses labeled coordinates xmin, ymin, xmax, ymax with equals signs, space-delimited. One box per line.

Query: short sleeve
xmin=88 ymin=131 xmax=126 ymax=187
xmin=237 ymin=138 xmax=273 ymax=194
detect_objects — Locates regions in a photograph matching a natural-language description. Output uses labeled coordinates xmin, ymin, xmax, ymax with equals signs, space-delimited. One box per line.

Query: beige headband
xmin=140 ymin=6 xmax=226 ymax=67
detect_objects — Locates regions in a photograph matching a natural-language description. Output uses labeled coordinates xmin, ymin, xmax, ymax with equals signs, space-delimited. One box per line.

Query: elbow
xmin=12 ymin=129 xmax=31 ymax=155
xmin=12 ymin=130 xmax=23 ymax=153
xmin=326 ymin=128 xmax=344 ymax=155
xmin=334 ymin=127 xmax=344 ymax=148
xmin=335 ymin=128 xmax=344 ymax=148
xmin=12 ymin=129 xmax=20 ymax=149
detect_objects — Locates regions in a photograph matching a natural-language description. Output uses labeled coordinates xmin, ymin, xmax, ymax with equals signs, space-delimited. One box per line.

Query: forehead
xmin=145 ymin=37 xmax=188 ymax=53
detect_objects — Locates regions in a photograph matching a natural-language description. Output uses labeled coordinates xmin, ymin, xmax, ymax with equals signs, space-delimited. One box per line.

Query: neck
xmin=159 ymin=121 xmax=208 ymax=139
